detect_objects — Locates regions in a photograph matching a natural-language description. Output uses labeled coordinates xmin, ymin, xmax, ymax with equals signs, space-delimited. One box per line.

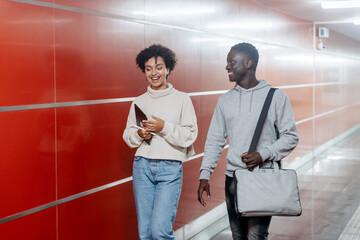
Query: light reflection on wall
xmin=190 ymin=38 xmax=282 ymax=49
xmin=206 ymin=22 xmax=276 ymax=30
xmin=274 ymin=54 xmax=344 ymax=64
xmin=132 ymin=8 xmax=215 ymax=16
xmin=190 ymin=37 xmax=237 ymax=47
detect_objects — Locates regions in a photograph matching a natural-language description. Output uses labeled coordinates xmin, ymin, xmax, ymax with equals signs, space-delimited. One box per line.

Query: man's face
xmin=226 ymin=50 xmax=248 ymax=83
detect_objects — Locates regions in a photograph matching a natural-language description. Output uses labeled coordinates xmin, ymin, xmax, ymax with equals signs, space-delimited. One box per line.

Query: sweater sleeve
xmin=158 ymin=95 xmax=198 ymax=148
xmin=122 ymin=102 xmax=144 ymax=148
xmin=259 ymin=93 xmax=299 ymax=162
xmin=199 ymin=101 xmax=228 ymax=180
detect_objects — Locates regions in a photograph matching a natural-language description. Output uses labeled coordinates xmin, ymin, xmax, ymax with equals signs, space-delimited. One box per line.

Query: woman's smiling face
xmin=144 ymin=56 xmax=169 ymax=90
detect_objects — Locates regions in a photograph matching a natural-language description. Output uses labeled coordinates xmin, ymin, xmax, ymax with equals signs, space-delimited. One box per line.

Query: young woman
xmin=123 ymin=44 xmax=198 ymax=240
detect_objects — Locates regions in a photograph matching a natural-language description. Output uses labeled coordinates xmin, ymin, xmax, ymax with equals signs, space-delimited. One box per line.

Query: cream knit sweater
xmin=123 ymin=83 xmax=198 ymax=162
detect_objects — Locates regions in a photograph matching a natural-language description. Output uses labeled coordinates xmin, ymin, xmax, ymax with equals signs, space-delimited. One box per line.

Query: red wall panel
xmin=283 ymin=121 xmax=314 ymax=166
xmin=200 ymin=0 xmax=242 ymax=37
xmin=175 ymin=153 xmax=227 ymax=230
xmin=199 ymin=35 xmax=235 ymax=91
xmin=263 ymin=48 xmax=314 ymax=86
xmin=283 ymin=87 xmax=313 ymax=122
xmin=144 ymin=26 xmax=202 ymax=93
xmin=0 ymin=208 xmax=56 ymax=240
xmin=55 ymin=10 xmax=145 ymax=102
xmin=145 ymin=0 xmax=201 ymax=29
xmin=315 ymin=83 xmax=360 ymax=116
xmin=0 ymin=109 xmax=55 ymax=219
xmin=0 ymin=1 xmax=54 ymax=106
xmin=187 ymin=96 xmax=203 ymax=152
xmin=315 ymin=107 xmax=360 ymax=148
xmin=266 ymin=11 xmax=313 ymax=49
xmin=56 ymin=0 xmax=144 ymax=18
xmin=58 ymin=182 xmax=138 ymax=240
xmin=1 ymin=0 xmax=360 ymax=239
xmin=191 ymin=95 xmax=220 ymax=152
xmin=56 ymin=103 xmax=133 ymax=198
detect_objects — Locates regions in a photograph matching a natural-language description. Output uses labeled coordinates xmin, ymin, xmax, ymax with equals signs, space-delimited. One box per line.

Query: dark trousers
xmin=225 ymin=176 xmax=272 ymax=240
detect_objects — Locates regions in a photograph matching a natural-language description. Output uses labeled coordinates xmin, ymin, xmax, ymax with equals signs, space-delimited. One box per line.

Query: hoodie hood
xmin=233 ymin=80 xmax=270 ymax=116
xmin=234 ymin=79 xmax=270 ymax=92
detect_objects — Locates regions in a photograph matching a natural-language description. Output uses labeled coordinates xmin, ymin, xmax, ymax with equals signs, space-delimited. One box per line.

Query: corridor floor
xmin=212 ymin=132 xmax=360 ymax=240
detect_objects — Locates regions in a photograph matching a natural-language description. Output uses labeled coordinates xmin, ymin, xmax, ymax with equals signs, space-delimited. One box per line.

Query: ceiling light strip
xmin=321 ymin=1 xmax=360 ymax=9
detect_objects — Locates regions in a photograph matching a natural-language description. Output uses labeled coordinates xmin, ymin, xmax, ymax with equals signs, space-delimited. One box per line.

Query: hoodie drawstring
xmin=249 ymin=90 xmax=253 ymax=117
xmin=239 ymin=89 xmax=242 ymax=114
xmin=238 ymin=89 xmax=253 ymax=117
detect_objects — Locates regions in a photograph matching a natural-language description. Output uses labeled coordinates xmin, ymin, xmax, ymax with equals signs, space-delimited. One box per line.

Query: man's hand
xmin=143 ymin=115 xmax=164 ymax=133
xmin=241 ymin=152 xmax=263 ymax=169
xmin=197 ymin=179 xmax=211 ymax=206
xmin=137 ymin=128 xmax=152 ymax=141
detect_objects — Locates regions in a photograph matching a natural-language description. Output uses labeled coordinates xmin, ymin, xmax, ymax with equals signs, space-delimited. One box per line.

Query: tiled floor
xmin=212 ymin=132 xmax=360 ymax=240
xmin=338 ymin=203 xmax=360 ymax=239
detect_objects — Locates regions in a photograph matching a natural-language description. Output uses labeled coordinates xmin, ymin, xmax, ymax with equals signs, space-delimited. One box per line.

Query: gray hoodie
xmin=199 ymin=80 xmax=299 ymax=179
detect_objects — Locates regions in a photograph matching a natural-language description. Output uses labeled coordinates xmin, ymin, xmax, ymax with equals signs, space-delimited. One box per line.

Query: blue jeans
xmin=225 ymin=176 xmax=272 ymax=240
xmin=132 ymin=156 xmax=183 ymax=240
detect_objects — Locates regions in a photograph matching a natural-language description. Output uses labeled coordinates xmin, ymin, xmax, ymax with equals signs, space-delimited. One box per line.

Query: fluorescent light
xmin=321 ymin=1 xmax=360 ymax=9
xmin=354 ymin=20 xmax=360 ymax=25
xmin=206 ymin=22 xmax=274 ymax=30
xmin=132 ymin=8 xmax=215 ymax=16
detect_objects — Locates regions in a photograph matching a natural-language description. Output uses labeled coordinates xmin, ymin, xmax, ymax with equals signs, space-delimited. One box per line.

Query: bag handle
xmin=247 ymin=88 xmax=276 ymax=169
xmin=253 ymin=161 xmax=280 ymax=172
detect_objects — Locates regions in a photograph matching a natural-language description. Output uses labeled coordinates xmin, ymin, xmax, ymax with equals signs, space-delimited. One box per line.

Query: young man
xmin=197 ymin=42 xmax=299 ymax=239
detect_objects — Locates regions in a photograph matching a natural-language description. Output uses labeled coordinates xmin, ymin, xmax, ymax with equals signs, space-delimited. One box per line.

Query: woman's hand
xmin=143 ymin=115 xmax=165 ymax=133
xmin=137 ymin=128 xmax=152 ymax=140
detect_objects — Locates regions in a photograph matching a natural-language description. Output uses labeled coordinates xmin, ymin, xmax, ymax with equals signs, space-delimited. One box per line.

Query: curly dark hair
xmin=231 ymin=42 xmax=259 ymax=71
xmin=136 ymin=44 xmax=177 ymax=76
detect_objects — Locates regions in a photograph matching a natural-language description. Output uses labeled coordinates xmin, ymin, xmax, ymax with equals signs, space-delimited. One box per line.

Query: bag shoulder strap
xmin=248 ymin=88 xmax=276 ymax=154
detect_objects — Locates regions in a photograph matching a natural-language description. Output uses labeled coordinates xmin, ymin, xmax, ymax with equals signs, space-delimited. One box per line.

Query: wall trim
xmin=1 ymin=83 xmax=359 ymax=112
xmin=0 ymin=177 xmax=132 ymax=224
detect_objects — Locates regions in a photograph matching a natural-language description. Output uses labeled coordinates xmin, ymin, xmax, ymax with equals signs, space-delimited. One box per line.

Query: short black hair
xmin=136 ymin=44 xmax=177 ymax=75
xmin=231 ymin=42 xmax=259 ymax=71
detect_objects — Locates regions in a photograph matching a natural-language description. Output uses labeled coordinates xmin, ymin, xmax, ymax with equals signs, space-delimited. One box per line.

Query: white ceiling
xmin=255 ymin=0 xmax=360 ymax=42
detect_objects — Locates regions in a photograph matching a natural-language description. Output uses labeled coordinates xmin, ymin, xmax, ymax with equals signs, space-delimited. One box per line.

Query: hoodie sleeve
xmin=199 ymin=100 xmax=228 ymax=180
xmin=158 ymin=95 xmax=198 ymax=148
xmin=259 ymin=93 xmax=299 ymax=162
xmin=122 ymin=102 xmax=144 ymax=148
